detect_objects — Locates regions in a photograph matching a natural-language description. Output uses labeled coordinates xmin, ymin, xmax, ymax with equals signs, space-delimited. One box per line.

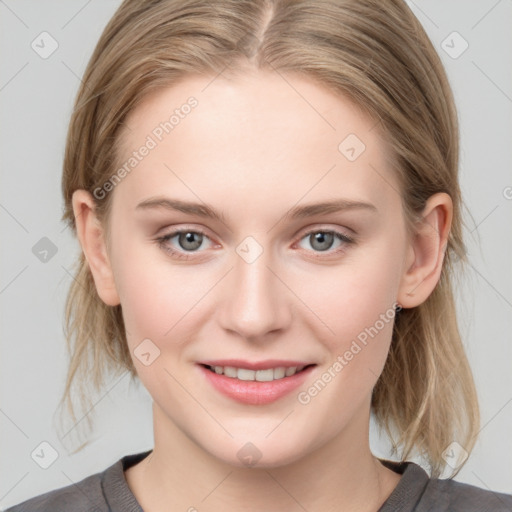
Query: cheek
xmin=299 ymin=235 xmax=404 ymax=369
xmin=116 ymin=262 xmax=204 ymax=345
xmin=293 ymin=262 xmax=401 ymax=414
xmin=111 ymin=233 xmax=220 ymax=357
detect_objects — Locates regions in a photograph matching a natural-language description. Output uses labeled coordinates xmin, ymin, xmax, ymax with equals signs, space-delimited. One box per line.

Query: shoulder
xmin=420 ymin=476 xmax=512 ymax=511
xmin=4 ymin=450 xmax=150 ymax=512
xmin=379 ymin=459 xmax=512 ymax=512
xmin=4 ymin=471 xmax=106 ymax=512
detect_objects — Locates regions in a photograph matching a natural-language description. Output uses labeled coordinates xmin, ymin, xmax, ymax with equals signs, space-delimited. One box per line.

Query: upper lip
xmin=198 ymin=359 xmax=316 ymax=371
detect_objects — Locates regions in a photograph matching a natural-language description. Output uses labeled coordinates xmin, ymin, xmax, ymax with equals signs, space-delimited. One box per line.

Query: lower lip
xmin=198 ymin=364 xmax=316 ymax=405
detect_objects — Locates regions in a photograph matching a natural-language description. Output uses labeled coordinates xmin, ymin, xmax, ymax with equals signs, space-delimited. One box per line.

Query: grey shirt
xmin=6 ymin=450 xmax=512 ymax=511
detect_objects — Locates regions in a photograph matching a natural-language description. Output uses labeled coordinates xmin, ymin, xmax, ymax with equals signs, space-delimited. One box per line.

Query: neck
xmin=125 ymin=403 xmax=401 ymax=512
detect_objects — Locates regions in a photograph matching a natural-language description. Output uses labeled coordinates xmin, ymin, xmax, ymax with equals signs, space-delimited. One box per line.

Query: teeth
xmin=207 ymin=365 xmax=308 ymax=381
xmin=285 ymin=366 xmax=297 ymax=377
xmin=224 ymin=366 xmax=238 ymax=378
xmin=255 ymin=368 xmax=274 ymax=381
xmin=237 ymin=368 xmax=256 ymax=381
xmin=273 ymin=367 xmax=285 ymax=379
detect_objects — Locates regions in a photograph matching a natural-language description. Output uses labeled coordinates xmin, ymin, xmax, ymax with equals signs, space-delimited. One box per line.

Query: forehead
xmin=112 ymin=69 xmax=399 ymax=219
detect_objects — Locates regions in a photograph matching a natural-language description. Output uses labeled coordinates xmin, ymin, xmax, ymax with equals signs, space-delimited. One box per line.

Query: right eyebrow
xmin=135 ymin=197 xmax=227 ymax=224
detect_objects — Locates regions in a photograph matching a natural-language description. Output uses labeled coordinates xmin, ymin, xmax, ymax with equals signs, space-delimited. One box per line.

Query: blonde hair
xmin=59 ymin=0 xmax=479 ymax=478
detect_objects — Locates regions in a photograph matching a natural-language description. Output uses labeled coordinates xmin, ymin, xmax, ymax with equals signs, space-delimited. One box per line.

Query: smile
xmin=203 ymin=364 xmax=313 ymax=381
xmin=197 ymin=362 xmax=317 ymax=405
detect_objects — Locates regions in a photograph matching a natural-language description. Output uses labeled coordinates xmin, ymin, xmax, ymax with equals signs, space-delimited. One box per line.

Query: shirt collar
xmin=377 ymin=458 xmax=430 ymax=512
xmin=102 ymin=451 xmax=429 ymax=512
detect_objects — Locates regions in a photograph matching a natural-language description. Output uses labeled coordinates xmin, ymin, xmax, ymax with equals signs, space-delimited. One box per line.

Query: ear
xmin=72 ymin=189 xmax=120 ymax=306
xmin=397 ymin=192 xmax=453 ymax=308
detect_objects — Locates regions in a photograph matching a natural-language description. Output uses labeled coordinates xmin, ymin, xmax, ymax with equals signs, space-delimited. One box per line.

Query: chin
xmin=207 ymin=438 xmax=309 ymax=470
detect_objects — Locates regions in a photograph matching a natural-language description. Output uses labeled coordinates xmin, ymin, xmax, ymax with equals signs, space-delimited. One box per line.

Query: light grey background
xmin=1 ymin=0 xmax=511 ymax=508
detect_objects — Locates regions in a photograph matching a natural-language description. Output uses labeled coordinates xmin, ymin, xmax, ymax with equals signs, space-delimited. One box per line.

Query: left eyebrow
xmin=135 ymin=196 xmax=378 ymax=223
xmin=283 ymin=199 xmax=378 ymax=221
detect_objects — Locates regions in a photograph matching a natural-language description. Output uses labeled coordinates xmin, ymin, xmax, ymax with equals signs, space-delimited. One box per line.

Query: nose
xmin=217 ymin=245 xmax=292 ymax=340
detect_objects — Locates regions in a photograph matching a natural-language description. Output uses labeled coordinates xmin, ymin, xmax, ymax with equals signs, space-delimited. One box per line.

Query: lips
xmin=196 ymin=359 xmax=317 ymax=405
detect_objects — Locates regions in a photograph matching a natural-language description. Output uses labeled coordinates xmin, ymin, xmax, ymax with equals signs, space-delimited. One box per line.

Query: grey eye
xmin=307 ymin=232 xmax=336 ymax=252
xmin=177 ymin=231 xmax=204 ymax=251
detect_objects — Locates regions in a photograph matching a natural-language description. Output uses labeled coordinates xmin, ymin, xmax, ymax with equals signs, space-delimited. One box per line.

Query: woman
xmin=7 ymin=0 xmax=512 ymax=510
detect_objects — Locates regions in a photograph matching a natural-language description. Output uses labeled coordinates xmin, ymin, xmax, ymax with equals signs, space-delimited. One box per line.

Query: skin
xmin=73 ymin=67 xmax=452 ymax=512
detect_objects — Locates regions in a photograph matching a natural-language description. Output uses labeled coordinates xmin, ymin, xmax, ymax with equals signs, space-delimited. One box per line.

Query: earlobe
xmin=397 ymin=193 xmax=453 ymax=309
xmin=71 ymin=189 xmax=120 ymax=306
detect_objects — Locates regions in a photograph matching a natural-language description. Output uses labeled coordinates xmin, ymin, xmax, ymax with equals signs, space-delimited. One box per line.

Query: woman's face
xmin=103 ymin=69 xmax=411 ymax=467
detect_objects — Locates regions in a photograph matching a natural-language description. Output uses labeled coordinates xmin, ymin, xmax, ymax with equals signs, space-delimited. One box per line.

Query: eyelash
xmin=155 ymin=227 xmax=355 ymax=260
